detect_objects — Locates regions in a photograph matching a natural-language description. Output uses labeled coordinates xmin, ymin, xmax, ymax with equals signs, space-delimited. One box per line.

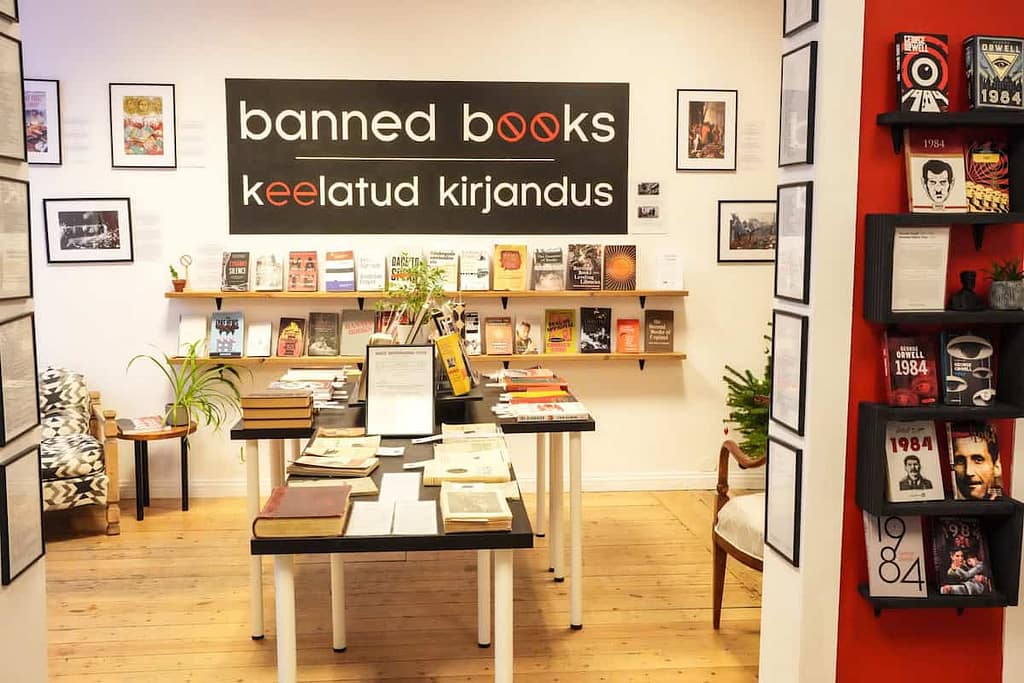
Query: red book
xmin=252 ymin=485 xmax=352 ymax=538
xmin=288 ymin=251 xmax=319 ymax=292
xmin=883 ymin=332 xmax=939 ymax=406
xmin=617 ymin=319 xmax=641 ymax=353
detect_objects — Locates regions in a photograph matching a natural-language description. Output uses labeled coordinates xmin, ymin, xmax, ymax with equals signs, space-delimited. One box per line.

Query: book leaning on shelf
xmin=252 ymin=484 xmax=353 ymax=538
xmin=931 ymin=516 xmax=995 ymax=596
xmin=947 ymin=421 xmax=1003 ymax=501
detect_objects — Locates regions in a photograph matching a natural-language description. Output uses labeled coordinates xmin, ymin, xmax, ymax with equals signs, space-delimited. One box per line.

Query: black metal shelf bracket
xmin=972 ymin=225 xmax=987 ymax=251
xmin=873 ymin=606 xmax=882 ymax=618
xmin=639 ymin=295 xmax=647 ymax=309
xmin=357 ymin=297 xmax=365 ymax=311
xmin=502 ymin=360 xmax=510 ymax=370
xmin=890 ymin=125 xmax=904 ymax=154
xmin=215 ymin=297 xmax=223 ymax=311
xmin=501 ymin=296 xmax=509 ymax=310
xmin=638 ymin=359 xmax=646 ymax=371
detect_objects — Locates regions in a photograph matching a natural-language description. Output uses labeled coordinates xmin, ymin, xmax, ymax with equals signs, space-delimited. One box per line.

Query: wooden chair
xmin=712 ymin=439 xmax=765 ymax=628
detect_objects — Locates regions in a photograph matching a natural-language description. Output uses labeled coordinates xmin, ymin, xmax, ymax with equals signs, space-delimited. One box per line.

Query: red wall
xmin=837 ymin=3 xmax=1024 ymax=681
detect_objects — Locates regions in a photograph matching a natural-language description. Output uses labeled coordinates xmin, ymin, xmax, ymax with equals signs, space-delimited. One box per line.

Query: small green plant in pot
xmin=169 ymin=264 xmax=187 ymax=292
xmin=986 ymin=258 xmax=1024 ymax=310
xmin=375 ymin=253 xmax=449 ymax=344
xmin=722 ymin=333 xmax=771 ymax=458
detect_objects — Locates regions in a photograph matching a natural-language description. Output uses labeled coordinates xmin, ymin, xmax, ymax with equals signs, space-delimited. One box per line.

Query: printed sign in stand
xmin=365 ymin=345 xmax=436 ymax=437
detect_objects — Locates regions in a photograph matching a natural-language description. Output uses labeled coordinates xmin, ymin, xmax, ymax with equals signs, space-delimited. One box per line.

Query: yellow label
xmin=972 ymin=153 xmax=1001 ymax=163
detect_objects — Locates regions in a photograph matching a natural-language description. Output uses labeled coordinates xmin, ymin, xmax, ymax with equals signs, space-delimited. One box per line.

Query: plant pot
xmin=171 ymin=279 xmax=187 ymax=292
xmin=164 ymin=404 xmax=190 ymax=427
xmin=989 ymin=280 xmax=1024 ymax=310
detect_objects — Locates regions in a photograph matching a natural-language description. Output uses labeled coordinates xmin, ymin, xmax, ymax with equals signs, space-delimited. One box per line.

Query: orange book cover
xmin=288 ymin=251 xmax=319 ymax=291
xmin=617 ymin=319 xmax=641 ymax=353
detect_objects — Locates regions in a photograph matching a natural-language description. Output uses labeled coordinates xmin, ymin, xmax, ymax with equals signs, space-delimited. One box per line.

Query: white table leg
xmin=477 ymin=550 xmax=491 ymax=647
xmin=330 ymin=554 xmax=346 ymax=652
xmin=274 ymin=555 xmax=298 ymax=683
xmin=288 ymin=438 xmax=301 ymax=464
xmin=535 ymin=434 xmax=547 ymax=537
xmin=569 ymin=431 xmax=583 ymax=630
xmin=270 ymin=439 xmax=285 ymax=488
xmin=245 ymin=439 xmax=264 ymax=639
xmin=549 ymin=433 xmax=564 ymax=580
xmin=493 ymin=549 xmax=514 ymax=683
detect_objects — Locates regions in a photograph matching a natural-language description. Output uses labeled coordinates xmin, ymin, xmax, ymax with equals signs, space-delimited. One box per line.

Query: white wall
xmin=21 ymin=0 xmax=780 ymax=497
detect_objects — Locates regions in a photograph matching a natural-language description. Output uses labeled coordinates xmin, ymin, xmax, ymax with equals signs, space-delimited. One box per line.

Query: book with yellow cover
xmin=492 ymin=244 xmax=528 ymax=291
xmin=436 ymin=332 xmax=472 ymax=396
xmin=423 ymin=452 xmax=511 ymax=485
xmin=544 ymin=309 xmax=577 ymax=353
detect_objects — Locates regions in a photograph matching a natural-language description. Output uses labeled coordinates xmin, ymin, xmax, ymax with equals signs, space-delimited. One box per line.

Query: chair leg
xmin=712 ymin=541 xmax=727 ymax=629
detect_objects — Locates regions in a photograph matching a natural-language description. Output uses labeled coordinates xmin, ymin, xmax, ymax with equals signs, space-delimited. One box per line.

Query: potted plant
xmin=127 ymin=339 xmax=246 ymax=428
xmin=376 ymin=253 xmax=449 ymax=344
xmin=986 ymin=258 xmax=1024 ymax=310
xmin=169 ymin=264 xmax=187 ymax=292
xmin=722 ymin=335 xmax=771 ymax=459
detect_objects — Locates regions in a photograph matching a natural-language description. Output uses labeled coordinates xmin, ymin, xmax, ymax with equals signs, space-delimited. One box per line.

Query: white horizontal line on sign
xmin=294 ymin=156 xmax=556 ymax=162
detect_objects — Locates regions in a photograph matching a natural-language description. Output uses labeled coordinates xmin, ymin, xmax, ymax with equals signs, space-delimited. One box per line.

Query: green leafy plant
xmin=986 ymin=258 xmax=1024 ymax=282
xmin=169 ymin=264 xmax=180 ymax=279
xmin=722 ymin=333 xmax=771 ymax=458
xmin=127 ymin=339 xmax=247 ymax=430
xmin=375 ymin=252 xmax=449 ymax=343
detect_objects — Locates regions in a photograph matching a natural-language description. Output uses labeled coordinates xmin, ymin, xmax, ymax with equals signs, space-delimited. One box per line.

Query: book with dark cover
xmin=567 ymin=244 xmax=602 ymax=291
xmin=484 ymin=316 xmax=513 ymax=355
xmin=544 ymin=309 xmax=577 ymax=353
xmin=895 ymin=33 xmax=950 ymax=112
xmin=252 ymin=484 xmax=352 ymax=538
xmin=340 ymin=310 xmax=375 ymax=356
xmin=209 ymin=311 xmax=244 ymax=357
xmin=931 ymin=517 xmax=994 ymax=596
xmin=965 ymin=35 xmax=1024 ymax=111
xmin=579 ymin=307 xmax=612 ymax=353
xmin=947 ymin=421 xmax=1003 ymax=500
xmin=532 ymin=248 xmax=565 ymax=291
xmin=644 ymin=310 xmax=674 ymax=352
xmin=603 ymin=245 xmax=637 ymax=291
xmin=307 ymin=312 xmax=340 ymax=356
xmin=276 ymin=317 xmax=306 ymax=357
xmin=617 ymin=318 xmax=641 ymax=353
xmin=221 ymin=251 xmax=250 ymax=292
xmin=464 ymin=311 xmax=482 ymax=356
xmin=965 ymin=139 xmax=1010 ymax=213
xmin=324 ymin=250 xmax=356 ymax=292
xmin=882 ymin=332 xmax=939 ymax=406
xmin=288 ymin=251 xmax=318 ymax=292
xmin=940 ymin=331 xmax=995 ymax=406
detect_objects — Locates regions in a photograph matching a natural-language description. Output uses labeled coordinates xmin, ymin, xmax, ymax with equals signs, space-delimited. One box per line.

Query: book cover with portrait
xmin=904 ymin=129 xmax=968 ymax=212
xmin=931 ymin=516 xmax=994 ymax=596
xmin=946 ymin=421 xmax=1003 ymax=501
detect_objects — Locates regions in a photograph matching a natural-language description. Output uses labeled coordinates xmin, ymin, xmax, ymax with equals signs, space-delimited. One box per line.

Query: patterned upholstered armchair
xmin=38 ymin=367 xmax=120 ymax=535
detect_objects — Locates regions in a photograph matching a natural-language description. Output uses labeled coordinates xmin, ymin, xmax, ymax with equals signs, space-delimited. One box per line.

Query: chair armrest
xmin=714 ymin=440 xmax=765 ymax=520
xmin=89 ymin=391 xmax=119 ymax=442
xmin=90 ymin=391 xmax=121 ymax=512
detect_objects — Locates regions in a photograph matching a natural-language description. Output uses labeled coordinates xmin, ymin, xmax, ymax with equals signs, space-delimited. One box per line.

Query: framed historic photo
xmin=0 ymin=0 xmax=17 ymax=22
xmin=774 ymin=181 xmax=813 ymax=303
xmin=779 ymin=41 xmax=818 ymax=166
xmin=783 ymin=0 xmax=818 ymax=37
xmin=43 ymin=197 xmax=134 ymax=263
xmin=0 ymin=176 xmax=31 ymax=300
xmin=0 ymin=313 xmax=40 ymax=447
xmin=108 ymin=82 xmax=177 ymax=168
xmin=676 ymin=89 xmax=737 ymax=171
xmin=0 ymin=445 xmax=45 ymax=585
xmin=717 ymin=200 xmax=777 ymax=263
xmin=765 ymin=436 xmax=803 ymax=567
xmin=770 ymin=309 xmax=808 ymax=436
xmin=24 ymin=79 xmax=61 ymax=165
xmin=0 ymin=33 xmax=26 ymax=161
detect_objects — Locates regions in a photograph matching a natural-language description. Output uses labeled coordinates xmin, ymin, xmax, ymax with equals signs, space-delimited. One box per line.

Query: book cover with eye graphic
xmin=940 ymin=331 xmax=995 ymax=406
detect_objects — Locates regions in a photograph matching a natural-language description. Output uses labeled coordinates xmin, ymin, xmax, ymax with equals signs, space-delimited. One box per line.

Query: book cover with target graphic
xmin=895 ymin=32 xmax=950 ymax=112
xmin=965 ymin=139 xmax=1010 ymax=213
xmin=965 ymin=35 xmax=1024 ymax=111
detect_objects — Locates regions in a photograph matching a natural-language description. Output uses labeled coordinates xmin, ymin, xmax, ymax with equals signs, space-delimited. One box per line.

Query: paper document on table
xmin=378 ymin=472 xmax=422 ymax=504
xmin=392 ymin=500 xmax=438 ymax=535
xmin=345 ymin=501 xmax=395 ymax=536
xmin=304 ymin=435 xmax=381 ymax=457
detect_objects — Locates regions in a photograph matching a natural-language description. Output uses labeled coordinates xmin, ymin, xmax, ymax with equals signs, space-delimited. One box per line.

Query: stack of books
xmin=241 ymin=390 xmax=314 ymax=429
xmin=252 ymin=484 xmax=353 ymax=538
xmin=423 ymin=449 xmax=511 ymax=485
xmin=439 ymin=482 xmax=513 ymax=533
xmin=286 ymin=433 xmax=382 ymax=478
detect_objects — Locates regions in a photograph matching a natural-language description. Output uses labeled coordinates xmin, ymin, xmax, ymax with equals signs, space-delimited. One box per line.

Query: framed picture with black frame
xmin=108 ymin=82 xmax=177 ymax=168
xmin=0 ymin=312 xmax=40 ymax=446
xmin=779 ymin=41 xmax=818 ymax=167
xmin=0 ymin=32 xmax=26 ymax=162
xmin=43 ymin=197 xmax=134 ymax=263
xmin=0 ymin=176 xmax=32 ymax=300
xmin=770 ymin=309 xmax=808 ymax=436
xmin=783 ymin=0 xmax=818 ymax=37
xmin=675 ymin=89 xmax=737 ymax=171
xmin=24 ymin=78 xmax=62 ymax=165
xmin=765 ymin=435 xmax=803 ymax=567
xmin=774 ymin=181 xmax=813 ymax=303
xmin=717 ymin=199 xmax=777 ymax=263
xmin=365 ymin=344 xmax=436 ymax=437
xmin=0 ymin=0 xmax=18 ymax=22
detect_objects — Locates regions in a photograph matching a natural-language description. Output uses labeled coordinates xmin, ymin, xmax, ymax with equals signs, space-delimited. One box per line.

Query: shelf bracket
xmin=639 ymin=295 xmax=647 ymax=309
xmin=356 ymin=362 xmax=363 ymax=372
xmin=972 ymin=225 xmax=987 ymax=251
xmin=501 ymin=296 xmax=509 ymax=310
xmin=638 ymin=359 xmax=646 ymax=371
xmin=873 ymin=606 xmax=882 ymax=618
xmin=357 ymin=297 xmax=365 ymax=311
xmin=215 ymin=297 xmax=223 ymax=311
xmin=957 ymin=607 xmax=965 ymax=617
xmin=502 ymin=360 xmax=510 ymax=370
xmin=890 ymin=125 xmax=904 ymax=154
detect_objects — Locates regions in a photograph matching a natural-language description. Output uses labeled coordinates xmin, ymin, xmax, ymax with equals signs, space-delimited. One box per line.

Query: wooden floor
xmin=44 ymin=491 xmax=762 ymax=682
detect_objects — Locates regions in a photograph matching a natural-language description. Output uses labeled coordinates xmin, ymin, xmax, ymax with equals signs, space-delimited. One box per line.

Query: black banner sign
xmin=224 ymin=79 xmax=629 ymax=235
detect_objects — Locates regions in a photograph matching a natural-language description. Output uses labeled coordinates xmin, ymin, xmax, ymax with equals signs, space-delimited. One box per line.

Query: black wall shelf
xmin=858 ymin=585 xmax=1013 ymax=615
xmin=869 ymin=401 xmax=1024 ymax=422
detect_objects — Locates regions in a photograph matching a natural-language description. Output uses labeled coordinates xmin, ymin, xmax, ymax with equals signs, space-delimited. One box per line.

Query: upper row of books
xmin=883 ymin=330 xmax=995 ymax=408
xmin=220 ymin=244 xmax=642 ymax=293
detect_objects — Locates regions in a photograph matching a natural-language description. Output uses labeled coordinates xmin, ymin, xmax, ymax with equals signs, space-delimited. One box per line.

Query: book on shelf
xmin=500 ymin=375 xmax=568 ymax=392
xmin=340 ymin=310 xmax=375 ymax=356
xmin=252 ymin=484 xmax=352 ymax=538
xmin=567 ymin=243 xmax=602 ymax=291
xmin=287 ymin=455 xmax=380 ymax=478
xmin=463 ymin=311 xmax=482 ymax=356
xmin=532 ymin=247 xmax=565 ymax=291
xmin=655 ymin=251 xmax=684 ymax=290
xmin=965 ymin=35 xmax=1024 ymax=111
xmin=862 ymin=512 xmax=927 ymax=598
xmin=484 ymin=316 xmax=514 ymax=355
xmin=243 ymin=416 xmax=314 ymax=429
xmin=387 ymin=253 xmax=421 ymax=291
xmin=287 ymin=251 xmax=319 ymax=292
xmin=947 ymin=421 xmax=1003 ymax=501
xmin=120 ymin=416 xmax=170 ymax=435
xmin=324 ymin=250 xmax=356 ymax=292
xmin=221 ymin=251 xmax=250 ymax=292
xmin=544 ymin=309 xmax=577 ymax=353
xmin=644 ymin=310 xmax=674 ymax=352
xmin=965 ymin=139 xmax=1010 ymax=213
xmin=492 ymin=244 xmax=528 ymax=291
xmin=895 ymin=32 xmax=950 ymax=113
xmin=579 ymin=307 xmax=612 ymax=353
xmin=177 ymin=314 xmax=207 ymax=356
xmin=245 ymin=321 xmax=273 ymax=358
xmin=439 ymin=482 xmax=513 ymax=533
xmin=882 ymin=331 xmax=938 ymax=406
xmin=209 ymin=311 xmax=244 ymax=357
xmin=931 ymin=516 xmax=995 ymax=596
xmin=883 ymin=421 xmax=944 ymax=503
xmin=241 ymin=390 xmax=313 ymax=410
xmin=242 ymin=406 xmax=313 ymax=420
xmin=513 ymin=317 xmax=541 ymax=354
xmin=617 ymin=318 xmax=641 ymax=353
xmin=459 ymin=249 xmax=490 ymax=290
xmin=436 ymin=332 xmax=472 ymax=396
xmin=940 ymin=331 xmax=995 ymax=407
xmin=307 ymin=312 xmax=341 ymax=356
xmin=904 ymin=129 xmax=968 ymax=213
xmin=254 ymin=253 xmax=284 ymax=291
xmin=276 ymin=317 xmax=306 ymax=357
xmin=356 ymin=252 xmax=385 ymax=291
xmin=287 ymin=475 xmax=379 ymax=497
xmin=603 ymin=244 xmax=637 ymax=291
xmin=510 ymin=401 xmax=590 ymax=422
xmin=890 ymin=226 xmax=950 ymax=312
xmin=506 ymin=389 xmax=573 ymax=403
xmin=427 ymin=249 xmax=459 ymax=291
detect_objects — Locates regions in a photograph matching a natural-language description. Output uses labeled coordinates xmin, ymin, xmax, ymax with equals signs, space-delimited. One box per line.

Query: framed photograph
xmin=0 ymin=446 xmax=44 ymax=585
xmin=779 ymin=42 xmax=818 ymax=166
xmin=0 ymin=33 xmax=26 ymax=161
xmin=108 ymin=82 xmax=176 ymax=168
xmin=783 ymin=0 xmax=818 ymax=37
xmin=24 ymin=79 xmax=61 ymax=165
xmin=765 ymin=436 xmax=803 ymax=567
xmin=770 ymin=309 xmax=808 ymax=436
xmin=365 ymin=344 xmax=435 ymax=437
xmin=717 ymin=200 xmax=777 ymax=263
xmin=0 ymin=313 xmax=40 ymax=446
xmin=0 ymin=0 xmax=17 ymax=22
xmin=43 ymin=197 xmax=134 ymax=263
xmin=675 ymin=89 xmax=737 ymax=171
xmin=0 ymin=176 xmax=31 ymax=300
xmin=774 ymin=181 xmax=813 ymax=303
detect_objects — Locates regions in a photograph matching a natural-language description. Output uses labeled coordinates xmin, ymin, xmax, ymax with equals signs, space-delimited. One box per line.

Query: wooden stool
xmin=116 ymin=421 xmax=197 ymax=521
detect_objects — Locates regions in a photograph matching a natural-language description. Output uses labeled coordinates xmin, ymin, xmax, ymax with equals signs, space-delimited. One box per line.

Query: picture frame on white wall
xmin=0 ymin=445 xmax=45 ymax=585
xmin=0 ymin=0 xmax=17 ymax=23
xmin=24 ymin=79 xmax=62 ymax=165
xmin=43 ymin=197 xmax=134 ymax=263
xmin=675 ymin=89 xmax=737 ymax=171
xmin=0 ymin=33 xmax=26 ymax=162
xmin=0 ymin=176 xmax=32 ymax=300
xmin=0 ymin=313 xmax=40 ymax=447
xmin=783 ymin=0 xmax=818 ymax=37
xmin=717 ymin=200 xmax=777 ymax=263
xmin=774 ymin=181 xmax=813 ymax=303
xmin=765 ymin=436 xmax=803 ymax=567
xmin=769 ymin=308 xmax=808 ymax=436
xmin=108 ymin=82 xmax=177 ymax=168
xmin=778 ymin=41 xmax=818 ymax=166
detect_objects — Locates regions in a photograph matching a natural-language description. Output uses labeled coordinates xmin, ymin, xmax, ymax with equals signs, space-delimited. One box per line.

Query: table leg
xmin=330 ymin=554 xmax=346 ymax=652
xmin=493 ymin=549 xmax=514 ymax=683
xmin=141 ymin=442 xmax=150 ymax=507
xmin=270 ymin=439 xmax=285 ymax=488
xmin=550 ymin=433 xmax=564 ymax=581
xmin=274 ymin=555 xmax=298 ymax=683
xmin=245 ymin=439 xmax=264 ymax=640
xmin=535 ymin=434 xmax=547 ymax=537
xmin=477 ymin=550 xmax=491 ymax=647
xmin=180 ymin=437 xmax=189 ymax=511
xmin=134 ymin=442 xmax=144 ymax=521
xmin=569 ymin=431 xmax=583 ymax=630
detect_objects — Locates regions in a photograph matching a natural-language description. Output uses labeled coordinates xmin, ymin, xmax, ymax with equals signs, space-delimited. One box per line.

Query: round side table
xmin=116 ymin=420 xmax=197 ymax=521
